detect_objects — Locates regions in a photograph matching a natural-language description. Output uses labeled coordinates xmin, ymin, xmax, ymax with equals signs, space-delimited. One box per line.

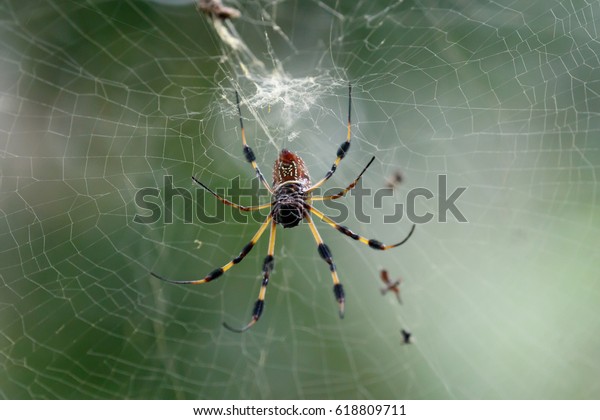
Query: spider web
xmin=1 ymin=0 xmax=599 ymax=399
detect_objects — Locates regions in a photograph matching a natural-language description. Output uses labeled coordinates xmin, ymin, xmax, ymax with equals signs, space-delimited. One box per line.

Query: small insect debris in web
xmin=194 ymin=240 xmax=203 ymax=249
xmin=380 ymin=269 xmax=402 ymax=304
xmin=385 ymin=170 xmax=403 ymax=189
xmin=401 ymin=329 xmax=412 ymax=344
xmin=197 ymin=0 xmax=241 ymax=20
xmin=150 ymin=85 xmax=416 ymax=333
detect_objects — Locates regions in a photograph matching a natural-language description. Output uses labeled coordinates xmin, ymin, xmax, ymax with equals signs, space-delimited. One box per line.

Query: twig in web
xmin=380 ymin=269 xmax=402 ymax=304
xmin=197 ymin=0 xmax=241 ymax=20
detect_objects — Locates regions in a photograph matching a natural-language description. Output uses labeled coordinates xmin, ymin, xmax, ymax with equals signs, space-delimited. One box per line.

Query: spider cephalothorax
xmin=272 ymin=182 xmax=306 ymax=228
xmin=151 ymin=85 xmax=415 ymax=332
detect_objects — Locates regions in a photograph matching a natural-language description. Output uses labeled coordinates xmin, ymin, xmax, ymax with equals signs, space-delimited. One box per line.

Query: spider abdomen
xmin=273 ymin=149 xmax=310 ymax=188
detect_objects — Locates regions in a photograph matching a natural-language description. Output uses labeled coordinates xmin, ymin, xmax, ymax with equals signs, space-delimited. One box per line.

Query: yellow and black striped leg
xmin=224 ymin=219 xmax=277 ymax=332
xmin=192 ymin=176 xmax=271 ymax=212
xmin=307 ymin=205 xmax=415 ymax=250
xmin=308 ymin=84 xmax=353 ymax=192
xmin=305 ymin=212 xmax=345 ymax=318
xmin=150 ymin=215 xmax=272 ymax=285
xmin=235 ymin=91 xmax=273 ymax=193
xmin=310 ymin=156 xmax=375 ymax=202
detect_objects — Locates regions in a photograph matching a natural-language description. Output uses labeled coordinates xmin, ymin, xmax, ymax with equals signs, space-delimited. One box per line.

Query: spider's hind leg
xmin=235 ymin=91 xmax=273 ymax=193
xmin=308 ymin=83 xmax=353 ymax=192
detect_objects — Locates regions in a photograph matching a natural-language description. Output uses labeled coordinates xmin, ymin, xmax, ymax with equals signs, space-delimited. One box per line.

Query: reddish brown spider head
xmin=272 ymin=149 xmax=311 ymax=189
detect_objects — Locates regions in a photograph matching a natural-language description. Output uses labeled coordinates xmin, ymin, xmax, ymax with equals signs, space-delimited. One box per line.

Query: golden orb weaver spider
xmin=151 ymin=85 xmax=415 ymax=332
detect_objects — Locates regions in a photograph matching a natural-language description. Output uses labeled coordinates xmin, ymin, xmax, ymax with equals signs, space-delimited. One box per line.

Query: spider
xmin=151 ymin=85 xmax=415 ymax=332
xmin=401 ymin=328 xmax=412 ymax=344
xmin=385 ymin=170 xmax=403 ymax=189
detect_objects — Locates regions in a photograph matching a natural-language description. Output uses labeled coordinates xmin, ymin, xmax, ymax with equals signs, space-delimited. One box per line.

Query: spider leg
xmin=305 ymin=212 xmax=345 ymax=318
xmin=307 ymin=84 xmax=353 ymax=192
xmin=307 ymin=205 xmax=415 ymax=250
xmin=192 ymin=176 xmax=271 ymax=211
xmin=150 ymin=215 xmax=272 ymax=285
xmin=310 ymin=156 xmax=375 ymax=202
xmin=235 ymin=91 xmax=273 ymax=193
xmin=223 ymin=219 xmax=277 ymax=332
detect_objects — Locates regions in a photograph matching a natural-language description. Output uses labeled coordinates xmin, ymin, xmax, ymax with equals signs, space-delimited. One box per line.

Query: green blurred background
xmin=1 ymin=0 xmax=599 ymax=399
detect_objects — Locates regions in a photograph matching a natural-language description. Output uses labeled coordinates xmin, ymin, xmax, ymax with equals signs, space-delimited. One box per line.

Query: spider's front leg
xmin=151 ymin=216 xmax=272 ymax=285
xmin=305 ymin=212 xmax=345 ymax=318
xmin=223 ymin=219 xmax=277 ymax=332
